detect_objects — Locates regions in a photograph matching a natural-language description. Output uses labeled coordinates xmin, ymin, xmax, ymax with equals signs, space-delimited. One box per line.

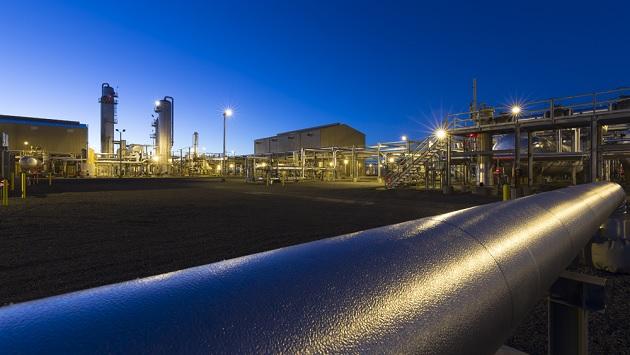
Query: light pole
xmin=222 ymin=108 xmax=233 ymax=179
xmin=511 ymin=105 xmax=522 ymax=188
xmin=116 ymin=128 xmax=125 ymax=177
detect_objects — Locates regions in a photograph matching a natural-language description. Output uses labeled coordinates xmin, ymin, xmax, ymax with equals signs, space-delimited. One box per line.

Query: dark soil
xmin=1 ymin=177 xmax=628 ymax=353
xmin=0 ymin=177 xmax=495 ymax=305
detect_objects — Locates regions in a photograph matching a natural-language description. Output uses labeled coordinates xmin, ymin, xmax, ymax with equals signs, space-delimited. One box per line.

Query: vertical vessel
xmin=99 ymin=83 xmax=117 ymax=154
xmin=192 ymin=131 xmax=199 ymax=159
xmin=154 ymin=96 xmax=174 ymax=169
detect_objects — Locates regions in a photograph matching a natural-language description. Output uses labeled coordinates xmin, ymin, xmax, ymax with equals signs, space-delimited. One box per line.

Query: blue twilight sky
xmin=0 ymin=1 xmax=629 ymax=154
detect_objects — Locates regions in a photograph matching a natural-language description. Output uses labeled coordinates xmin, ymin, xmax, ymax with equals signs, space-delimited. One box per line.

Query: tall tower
xmin=99 ymin=83 xmax=118 ymax=154
xmin=192 ymin=131 xmax=199 ymax=159
xmin=154 ymin=96 xmax=174 ymax=168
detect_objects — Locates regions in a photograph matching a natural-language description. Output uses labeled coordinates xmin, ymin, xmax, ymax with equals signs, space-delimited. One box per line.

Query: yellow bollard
xmin=48 ymin=172 xmax=52 ymax=186
xmin=2 ymin=179 xmax=8 ymax=206
xmin=21 ymin=172 xmax=26 ymax=199
xmin=502 ymin=184 xmax=511 ymax=201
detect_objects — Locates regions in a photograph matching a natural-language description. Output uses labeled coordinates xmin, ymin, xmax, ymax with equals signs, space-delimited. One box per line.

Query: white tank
xmin=19 ymin=156 xmax=40 ymax=172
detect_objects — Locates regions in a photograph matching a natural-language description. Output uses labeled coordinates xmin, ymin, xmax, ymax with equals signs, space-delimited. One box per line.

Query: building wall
xmin=298 ymin=129 xmax=321 ymax=149
xmin=254 ymin=138 xmax=270 ymax=154
xmin=0 ymin=116 xmax=88 ymax=155
xmin=253 ymin=123 xmax=364 ymax=154
xmin=320 ymin=124 xmax=365 ymax=148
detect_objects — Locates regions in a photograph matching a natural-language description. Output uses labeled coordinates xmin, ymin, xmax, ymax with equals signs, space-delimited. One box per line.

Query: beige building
xmin=254 ymin=123 xmax=365 ymax=154
xmin=0 ymin=115 xmax=88 ymax=155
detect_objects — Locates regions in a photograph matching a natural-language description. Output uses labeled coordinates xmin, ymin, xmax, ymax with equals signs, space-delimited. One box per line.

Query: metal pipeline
xmin=0 ymin=182 xmax=625 ymax=354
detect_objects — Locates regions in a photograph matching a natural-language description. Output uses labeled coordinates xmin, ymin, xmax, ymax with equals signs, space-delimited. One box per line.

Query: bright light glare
xmin=388 ymin=157 xmax=395 ymax=163
xmin=435 ymin=128 xmax=447 ymax=140
xmin=224 ymin=108 xmax=234 ymax=117
xmin=401 ymin=135 xmax=407 ymax=141
xmin=152 ymin=155 xmax=159 ymax=162
xmin=343 ymin=159 xmax=349 ymax=165
xmin=511 ymin=105 xmax=522 ymax=115
xmin=155 ymin=100 xmax=161 ymax=107
xmin=23 ymin=141 xmax=29 ymax=146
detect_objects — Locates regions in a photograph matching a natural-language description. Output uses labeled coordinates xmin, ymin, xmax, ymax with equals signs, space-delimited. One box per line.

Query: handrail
xmin=449 ymin=86 xmax=630 ymax=129
xmin=385 ymin=136 xmax=439 ymax=188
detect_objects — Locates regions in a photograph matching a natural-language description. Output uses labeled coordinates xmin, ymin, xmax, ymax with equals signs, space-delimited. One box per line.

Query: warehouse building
xmin=0 ymin=114 xmax=88 ymax=155
xmin=254 ymin=123 xmax=365 ymax=154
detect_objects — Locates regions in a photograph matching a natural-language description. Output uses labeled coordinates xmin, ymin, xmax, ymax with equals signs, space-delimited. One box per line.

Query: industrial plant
xmin=2 ymin=83 xmax=630 ymax=354
xmin=2 ymin=83 xmax=630 ymax=192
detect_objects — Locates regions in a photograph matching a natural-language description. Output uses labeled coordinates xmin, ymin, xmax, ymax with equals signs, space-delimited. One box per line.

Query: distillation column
xmin=192 ymin=132 xmax=199 ymax=159
xmin=154 ymin=96 xmax=174 ymax=172
xmin=99 ymin=83 xmax=117 ymax=154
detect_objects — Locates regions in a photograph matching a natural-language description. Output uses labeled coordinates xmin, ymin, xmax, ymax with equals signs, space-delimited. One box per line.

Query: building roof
xmin=277 ymin=123 xmax=365 ymax=136
xmin=0 ymin=114 xmax=87 ymax=129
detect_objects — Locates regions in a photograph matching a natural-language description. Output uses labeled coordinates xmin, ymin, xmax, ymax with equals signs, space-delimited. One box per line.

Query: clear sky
xmin=1 ymin=1 xmax=628 ymax=154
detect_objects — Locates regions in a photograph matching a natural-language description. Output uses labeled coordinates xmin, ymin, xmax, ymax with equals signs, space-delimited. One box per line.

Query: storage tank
xmin=19 ymin=156 xmax=40 ymax=172
xmin=154 ymin=96 xmax=174 ymax=167
xmin=99 ymin=83 xmax=117 ymax=155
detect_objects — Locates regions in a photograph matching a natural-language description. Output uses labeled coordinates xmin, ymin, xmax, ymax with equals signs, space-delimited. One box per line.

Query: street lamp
xmin=115 ymin=128 xmax=126 ymax=177
xmin=511 ymin=105 xmax=522 ymax=116
xmin=222 ymin=108 xmax=234 ymax=179
xmin=435 ymin=128 xmax=447 ymax=140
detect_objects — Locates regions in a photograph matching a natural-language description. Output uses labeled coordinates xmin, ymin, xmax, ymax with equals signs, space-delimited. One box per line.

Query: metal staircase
xmin=385 ymin=137 xmax=443 ymax=189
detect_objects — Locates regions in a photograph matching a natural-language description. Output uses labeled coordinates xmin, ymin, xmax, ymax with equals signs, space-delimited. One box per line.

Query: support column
xmin=590 ymin=119 xmax=600 ymax=182
xmin=513 ymin=125 xmax=520 ymax=187
xmin=528 ymin=131 xmax=534 ymax=187
xmin=574 ymin=128 xmax=581 ymax=152
xmin=445 ymin=135 xmax=451 ymax=191
xmin=352 ymin=146 xmax=356 ymax=182
xmin=377 ymin=144 xmax=382 ymax=183
xmin=477 ymin=133 xmax=491 ymax=186
xmin=301 ymin=148 xmax=305 ymax=179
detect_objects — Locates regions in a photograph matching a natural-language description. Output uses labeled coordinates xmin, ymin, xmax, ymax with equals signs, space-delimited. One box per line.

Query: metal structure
xmin=99 ymin=83 xmax=117 ymax=155
xmin=0 ymin=182 xmax=623 ymax=353
xmin=446 ymin=87 xmax=630 ymax=191
xmin=382 ymin=86 xmax=630 ymax=192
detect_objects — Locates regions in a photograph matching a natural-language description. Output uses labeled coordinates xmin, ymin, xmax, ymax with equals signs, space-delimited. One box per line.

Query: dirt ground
xmin=1 ymin=177 xmax=628 ymax=353
xmin=0 ymin=177 xmax=497 ymax=305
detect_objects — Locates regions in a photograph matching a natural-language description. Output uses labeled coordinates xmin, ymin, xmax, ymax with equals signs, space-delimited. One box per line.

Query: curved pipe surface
xmin=0 ymin=182 xmax=624 ymax=354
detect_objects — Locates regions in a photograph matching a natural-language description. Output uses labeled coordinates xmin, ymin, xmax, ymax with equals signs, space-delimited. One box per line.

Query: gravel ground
xmin=0 ymin=177 xmax=496 ymax=305
xmin=507 ymin=265 xmax=630 ymax=355
xmin=1 ymin=177 xmax=628 ymax=353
